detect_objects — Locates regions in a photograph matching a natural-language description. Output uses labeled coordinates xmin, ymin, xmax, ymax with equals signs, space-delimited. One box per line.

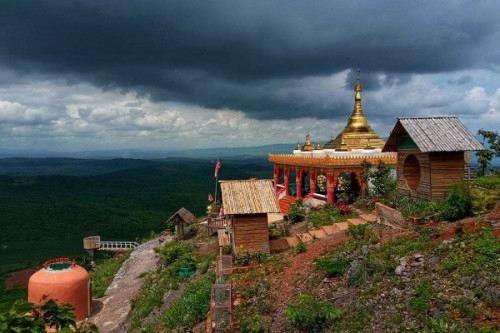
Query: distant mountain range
xmin=0 ymin=143 xmax=497 ymax=170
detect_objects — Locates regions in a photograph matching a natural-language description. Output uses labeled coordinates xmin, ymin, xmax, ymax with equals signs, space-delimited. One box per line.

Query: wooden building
xmin=220 ymin=179 xmax=281 ymax=255
xmin=383 ymin=117 xmax=484 ymax=200
xmin=166 ymin=207 xmax=196 ymax=239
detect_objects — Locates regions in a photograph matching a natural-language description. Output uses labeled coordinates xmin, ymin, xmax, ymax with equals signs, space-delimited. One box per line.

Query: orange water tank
xmin=28 ymin=258 xmax=92 ymax=322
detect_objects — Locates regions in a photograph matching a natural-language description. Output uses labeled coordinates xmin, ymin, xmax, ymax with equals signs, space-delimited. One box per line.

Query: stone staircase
xmin=270 ymin=212 xmax=378 ymax=251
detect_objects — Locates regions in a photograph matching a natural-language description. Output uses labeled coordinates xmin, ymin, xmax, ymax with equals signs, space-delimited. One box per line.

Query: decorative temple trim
xmin=268 ymin=153 xmax=397 ymax=166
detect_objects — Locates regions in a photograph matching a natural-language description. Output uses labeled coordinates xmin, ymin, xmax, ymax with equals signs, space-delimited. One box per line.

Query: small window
xmin=403 ymin=154 xmax=421 ymax=190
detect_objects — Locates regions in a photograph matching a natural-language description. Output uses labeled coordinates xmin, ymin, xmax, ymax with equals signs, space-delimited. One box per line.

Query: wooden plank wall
xmin=397 ymin=149 xmax=432 ymax=200
xmin=232 ymin=213 xmax=270 ymax=255
xmin=429 ymin=151 xmax=464 ymax=200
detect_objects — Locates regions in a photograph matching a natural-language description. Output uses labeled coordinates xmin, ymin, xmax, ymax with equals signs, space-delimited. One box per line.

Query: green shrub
xmin=474 ymin=175 xmax=500 ymax=190
xmin=347 ymin=255 xmax=377 ymax=286
xmin=288 ymin=200 xmax=306 ymax=223
xmin=423 ymin=318 xmax=467 ymax=333
xmin=473 ymin=227 xmax=500 ymax=259
xmin=0 ymin=298 xmax=76 ymax=332
xmin=370 ymin=161 xmax=396 ymax=198
xmin=409 ymin=281 xmax=434 ymax=313
xmin=285 ymin=294 xmax=341 ymax=332
xmin=347 ymin=224 xmax=369 ymax=240
xmin=199 ymin=259 xmax=211 ymax=274
xmin=295 ymin=241 xmax=307 ymax=253
xmin=164 ymin=272 xmax=215 ymax=330
xmin=441 ymin=258 xmax=464 ymax=273
xmin=157 ymin=241 xmax=194 ymax=266
xmin=315 ymin=254 xmax=351 ymax=277
xmin=439 ymin=183 xmax=471 ymax=221
xmin=241 ymin=314 xmax=266 ymax=333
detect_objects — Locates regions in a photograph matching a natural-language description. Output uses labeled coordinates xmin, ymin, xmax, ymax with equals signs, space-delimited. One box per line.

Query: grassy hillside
xmin=0 ymin=158 xmax=271 ymax=270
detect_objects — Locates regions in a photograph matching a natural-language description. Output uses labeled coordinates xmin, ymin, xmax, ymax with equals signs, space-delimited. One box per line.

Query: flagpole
xmin=214 ymin=174 xmax=218 ymax=206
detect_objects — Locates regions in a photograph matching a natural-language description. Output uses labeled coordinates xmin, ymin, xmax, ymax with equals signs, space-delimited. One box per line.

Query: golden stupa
xmin=323 ymin=70 xmax=386 ymax=150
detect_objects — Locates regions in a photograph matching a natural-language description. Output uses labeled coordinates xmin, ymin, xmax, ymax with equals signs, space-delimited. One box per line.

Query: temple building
xmin=268 ymin=71 xmax=397 ymax=207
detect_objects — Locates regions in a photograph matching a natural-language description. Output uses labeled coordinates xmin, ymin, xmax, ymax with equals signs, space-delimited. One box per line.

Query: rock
xmin=413 ymin=253 xmax=423 ymax=259
xmin=430 ymin=308 xmax=443 ymax=319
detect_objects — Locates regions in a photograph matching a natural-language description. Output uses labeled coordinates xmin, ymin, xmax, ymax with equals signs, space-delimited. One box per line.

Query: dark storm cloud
xmin=0 ymin=0 xmax=499 ymax=119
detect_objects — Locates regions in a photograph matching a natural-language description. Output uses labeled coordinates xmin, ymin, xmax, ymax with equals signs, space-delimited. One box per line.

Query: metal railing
xmin=98 ymin=240 xmax=139 ymax=250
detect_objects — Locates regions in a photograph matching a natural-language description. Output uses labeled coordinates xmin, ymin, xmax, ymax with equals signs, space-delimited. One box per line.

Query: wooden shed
xmin=220 ymin=179 xmax=281 ymax=255
xmin=383 ymin=117 xmax=484 ymax=201
xmin=166 ymin=207 xmax=196 ymax=239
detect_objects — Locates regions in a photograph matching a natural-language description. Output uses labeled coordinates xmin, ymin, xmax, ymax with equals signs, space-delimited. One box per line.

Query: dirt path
xmin=90 ymin=236 xmax=171 ymax=333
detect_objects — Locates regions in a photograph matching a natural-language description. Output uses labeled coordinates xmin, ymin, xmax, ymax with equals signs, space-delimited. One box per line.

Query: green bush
xmin=370 ymin=161 xmax=396 ymax=198
xmin=0 ymin=298 xmax=76 ymax=332
xmin=347 ymin=255 xmax=377 ymax=286
xmin=409 ymin=281 xmax=434 ymax=313
xmin=157 ymin=241 xmax=194 ymax=266
xmin=441 ymin=258 xmax=464 ymax=273
xmin=473 ymin=227 xmax=500 ymax=260
xmin=347 ymin=224 xmax=369 ymax=240
xmin=295 ymin=241 xmax=307 ymax=253
xmin=288 ymin=200 xmax=306 ymax=223
xmin=315 ymin=254 xmax=351 ymax=277
xmin=439 ymin=183 xmax=471 ymax=221
xmin=164 ymin=272 xmax=215 ymax=330
xmin=474 ymin=175 xmax=500 ymax=189
xmin=241 ymin=314 xmax=266 ymax=333
xmin=285 ymin=294 xmax=341 ymax=332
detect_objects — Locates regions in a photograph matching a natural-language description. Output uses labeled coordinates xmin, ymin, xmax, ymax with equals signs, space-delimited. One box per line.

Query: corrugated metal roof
xmin=383 ymin=117 xmax=484 ymax=152
xmin=220 ymin=179 xmax=281 ymax=215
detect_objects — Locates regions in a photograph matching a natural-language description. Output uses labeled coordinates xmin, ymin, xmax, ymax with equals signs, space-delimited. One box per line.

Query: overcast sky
xmin=0 ymin=0 xmax=499 ymax=152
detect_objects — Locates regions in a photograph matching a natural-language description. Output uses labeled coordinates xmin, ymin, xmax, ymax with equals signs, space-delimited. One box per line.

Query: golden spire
xmin=296 ymin=140 xmax=302 ymax=150
xmin=346 ymin=69 xmax=368 ymax=129
xmin=302 ymin=133 xmax=315 ymax=151
xmin=316 ymin=142 xmax=323 ymax=150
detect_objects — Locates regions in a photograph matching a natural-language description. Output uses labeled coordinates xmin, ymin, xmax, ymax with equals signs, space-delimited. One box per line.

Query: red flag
xmin=214 ymin=159 xmax=221 ymax=177
xmin=208 ymin=193 xmax=213 ymax=202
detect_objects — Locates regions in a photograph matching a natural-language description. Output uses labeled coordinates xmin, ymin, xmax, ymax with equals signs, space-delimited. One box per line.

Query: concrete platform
xmin=360 ymin=213 xmax=377 ymax=223
xmin=285 ymin=237 xmax=299 ymax=247
xmin=309 ymin=229 xmax=327 ymax=239
xmin=347 ymin=218 xmax=366 ymax=226
xmin=334 ymin=222 xmax=350 ymax=231
xmin=321 ymin=225 xmax=341 ymax=235
xmin=270 ymin=238 xmax=290 ymax=252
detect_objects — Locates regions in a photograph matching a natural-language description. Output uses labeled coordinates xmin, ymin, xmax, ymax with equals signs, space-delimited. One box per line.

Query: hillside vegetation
xmin=0 ymin=158 xmax=270 ymax=271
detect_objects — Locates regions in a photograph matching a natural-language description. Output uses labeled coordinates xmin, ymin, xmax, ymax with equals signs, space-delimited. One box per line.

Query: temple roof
xmin=383 ymin=117 xmax=484 ymax=152
xmin=323 ymin=70 xmax=386 ymax=150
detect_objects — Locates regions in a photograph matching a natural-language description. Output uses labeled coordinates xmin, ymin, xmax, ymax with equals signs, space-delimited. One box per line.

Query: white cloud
xmin=0 ymin=69 xmax=498 ymax=152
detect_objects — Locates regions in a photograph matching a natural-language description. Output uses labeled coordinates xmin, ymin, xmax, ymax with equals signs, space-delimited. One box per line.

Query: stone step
xmin=285 ymin=237 xmax=299 ymax=248
xmin=359 ymin=213 xmax=377 ymax=223
xmin=347 ymin=218 xmax=367 ymax=226
xmin=309 ymin=229 xmax=327 ymax=239
xmin=297 ymin=233 xmax=314 ymax=243
xmin=334 ymin=222 xmax=350 ymax=231
xmin=321 ymin=225 xmax=341 ymax=235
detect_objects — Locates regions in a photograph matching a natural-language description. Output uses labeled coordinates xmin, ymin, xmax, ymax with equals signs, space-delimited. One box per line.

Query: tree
xmin=370 ymin=161 xmax=396 ymax=198
xmin=476 ymin=129 xmax=500 ymax=176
